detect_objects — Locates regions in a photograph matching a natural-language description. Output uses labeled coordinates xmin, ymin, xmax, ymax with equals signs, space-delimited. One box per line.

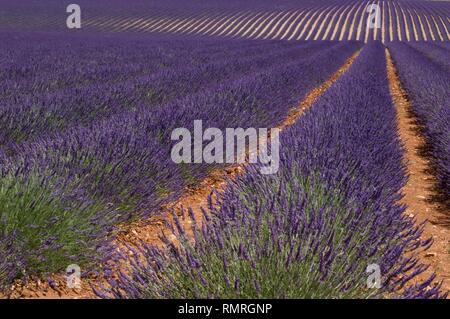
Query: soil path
xmin=386 ymin=48 xmax=450 ymax=295
xmin=2 ymin=50 xmax=361 ymax=299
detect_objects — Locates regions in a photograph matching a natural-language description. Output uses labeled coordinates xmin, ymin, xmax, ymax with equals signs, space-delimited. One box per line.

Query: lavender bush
xmin=408 ymin=42 xmax=450 ymax=71
xmin=0 ymin=228 xmax=25 ymax=291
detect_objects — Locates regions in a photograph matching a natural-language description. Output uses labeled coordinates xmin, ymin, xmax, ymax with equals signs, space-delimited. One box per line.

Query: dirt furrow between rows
xmin=386 ymin=48 xmax=450 ymax=295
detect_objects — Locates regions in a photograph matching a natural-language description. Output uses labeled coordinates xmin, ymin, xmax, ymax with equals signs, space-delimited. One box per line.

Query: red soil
xmin=386 ymin=48 xmax=450 ymax=296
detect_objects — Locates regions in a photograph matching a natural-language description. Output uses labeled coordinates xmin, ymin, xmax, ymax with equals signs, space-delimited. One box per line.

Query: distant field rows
xmin=75 ymin=0 xmax=450 ymax=42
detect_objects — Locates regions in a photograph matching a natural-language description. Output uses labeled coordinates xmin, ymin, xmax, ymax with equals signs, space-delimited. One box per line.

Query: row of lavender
xmin=0 ymin=33 xmax=308 ymax=150
xmin=387 ymin=42 xmax=450 ymax=202
xmin=0 ymin=33 xmax=286 ymax=99
xmin=100 ymin=43 xmax=446 ymax=299
xmin=0 ymin=34 xmax=361 ymax=288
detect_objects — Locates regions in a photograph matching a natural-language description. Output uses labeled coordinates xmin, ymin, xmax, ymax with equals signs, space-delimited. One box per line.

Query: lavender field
xmin=0 ymin=0 xmax=449 ymax=300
